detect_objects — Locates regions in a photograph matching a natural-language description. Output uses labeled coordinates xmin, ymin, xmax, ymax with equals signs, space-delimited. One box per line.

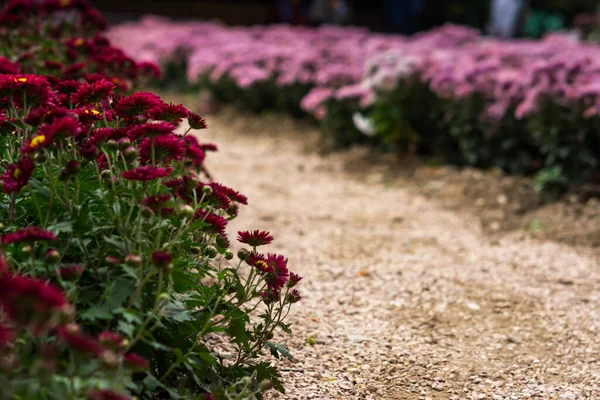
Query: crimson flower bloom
xmin=70 ymin=79 xmax=115 ymax=105
xmin=2 ymin=227 xmax=58 ymax=244
xmin=187 ymin=111 xmax=207 ymax=129
xmin=2 ymin=158 xmax=35 ymax=194
xmin=141 ymin=194 xmax=172 ymax=213
xmin=148 ymin=102 xmax=188 ymax=124
xmin=59 ymin=265 xmax=85 ymax=281
xmin=138 ymin=61 xmax=162 ymax=79
xmin=98 ymin=331 xmax=128 ymax=350
xmin=194 ymin=210 xmax=227 ymax=234
xmin=139 ymin=134 xmax=186 ymax=164
xmin=124 ymin=352 xmax=149 ymax=372
xmin=286 ymin=289 xmax=302 ymax=303
xmin=128 ymin=122 xmax=175 ymax=140
xmin=237 ymin=230 xmax=274 ymax=247
xmin=209 ymin=182 xmax=248 ymax=205
xmin=87 ymin=389 xmax=131 ymax=400
xmin=183 ymin=136 xmax=206 ymax=167
xmin=0 ymin=275 xmax=71 ymax=330
xmin=22 ymin=116 xmax=81 ymax=154
xmin=0 ymin=74 xmax=53 ymax=107
xmin=151 ymin=251 xmax=172 ymax=270
xmin=114 ymin=92 xmax=162 ymax=118
xmin=288 ymin=272 xmax=303 ymax=287
xmin=57 ymin=324 xmax=103 ymax=356
xmin=121 ymin=166 xmax=172 ymax=181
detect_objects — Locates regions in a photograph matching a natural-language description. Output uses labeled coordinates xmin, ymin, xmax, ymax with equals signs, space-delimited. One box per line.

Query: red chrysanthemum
xmin=124 ymin=352 xmax=149 ymax=372
xmin=87 ymin=389 xmax=131 ymax=400
xmin=121 ymin=166 xmax=172 ymax=181
xmin=148 ymin=102 xmax=188 ymax=124
xmin=24 ymin=106 xmax=72 ymax=126
xmin=127 ymin=122 xmax=175 ymax=140
xmin=98 ymin=331 xmax=127 ymax=350
xmin=0 ymin=275 xmax=71 ymax=329
xmin=2 ymin=227 xmax=58 ymax=244
xmin=114 ymin=92 xmax=162 ymax=119
xmin=138 ymin=61 xmax=162 ymax=80
xmin=70 ymin=79 xmax=115 ymax=105
xmin=57 ymin=324 xmax=103 ymax=356
xmin=59 ymin=265 xmax=85 ymax=281
xmin=183 ymin=136 xmax=206 ymax=167
xmin=194 ymin=210 xmax=227 ymax=234
xmin=264 ymin=253 xmax=290 ymax=291
xmin=288 ymin=272 xmax=303 ymax=287
xmin=22 ymin=116 xmax=81 ymax=154
xmin=139 ymin=134 xmax=186 ymax=164
xmin=2 ymin=158 xmax=35 ymax=194
xmin=151 ymin=251 xmax=172 ymax=269
xmin=286 ymin=289 xmax=302 ymax=303
xmin=141 ymin=194 xmax=172 ymax=213
xmin=209 ymin=182 xmax=248 ymax=205
xmin=199 ymin=143 xmax=218 ymax=152
xmin=0 ymin=57 xmax=20 ymax=75
xmin=0 ymin=74 xmax=53 ymax=107
xmin=237 ymin=230 xmax=274 ymax=247
xmin=187 ymin=111 xmax=207 ymax=130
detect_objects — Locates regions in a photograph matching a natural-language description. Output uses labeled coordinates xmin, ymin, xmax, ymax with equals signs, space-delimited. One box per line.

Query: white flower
xmin=352 ymin=112 xmax=376 ymax=137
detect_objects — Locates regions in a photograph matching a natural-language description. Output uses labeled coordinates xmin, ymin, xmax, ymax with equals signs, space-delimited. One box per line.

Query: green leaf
xmin=80 ymin=305 xmax=112 ymax=321
xmin=265 ymin=342 xmax=293 ymax=361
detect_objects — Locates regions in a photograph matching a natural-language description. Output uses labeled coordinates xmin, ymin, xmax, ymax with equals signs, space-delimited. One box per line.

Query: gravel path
xmin=201 ymin=109 xmax=600 ymax=400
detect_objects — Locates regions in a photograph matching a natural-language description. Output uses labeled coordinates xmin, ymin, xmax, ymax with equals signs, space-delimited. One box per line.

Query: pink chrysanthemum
xmin=237 ymin=230 xmax=274 ymax=247
xmin=2 ymin=158 xmax=35 ymax=194
xmin=121 ymin=166 xmax=172 ymax=181
xmin=2 ymin=227 xmax=58 ymax=244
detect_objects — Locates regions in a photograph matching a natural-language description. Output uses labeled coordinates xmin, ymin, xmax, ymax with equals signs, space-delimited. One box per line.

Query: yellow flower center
xmin=12 ymin=168 xmax=22 ymax=179
xmin=83 ymin=109 xmax=100 ymax=115
xmin=30 ymin=135 xmax=46 ymax=148
xmin=15 ymin=77 xmax=27 ymax=83
xmin=74 ymin=38 xmax=85 ymax=47
xmin=255 ymin=260 xmax=269 ymax=271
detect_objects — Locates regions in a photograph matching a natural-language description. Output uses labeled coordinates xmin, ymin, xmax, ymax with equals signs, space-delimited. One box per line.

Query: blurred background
xmin=91 ymin=0 xmax=599 ymax=38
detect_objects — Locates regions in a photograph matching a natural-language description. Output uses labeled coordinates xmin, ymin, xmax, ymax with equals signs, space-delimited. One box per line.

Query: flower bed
xmin=109 ymin=17 xmax=600 ymax=194
xmin=0 ymin=1 xmax=300 ymax=399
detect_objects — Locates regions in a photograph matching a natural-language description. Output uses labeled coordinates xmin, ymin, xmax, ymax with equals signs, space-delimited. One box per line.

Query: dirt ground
xmin=184 ymin=99 xmax=600 ymax=400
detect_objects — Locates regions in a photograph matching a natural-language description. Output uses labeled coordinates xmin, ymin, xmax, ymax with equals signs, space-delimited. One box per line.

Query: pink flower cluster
xmin=108 ymin=18 xmax=600 ymax=122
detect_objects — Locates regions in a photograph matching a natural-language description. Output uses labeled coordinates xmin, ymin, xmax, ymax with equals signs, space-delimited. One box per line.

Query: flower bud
xmin=105 ymin=255 xmax=121 ymax=267
xmin=184 ymin=176 xmax=199 ymax=190
xmin=34 ymin=152 xmax=47 ymax=163
xmin=59 ymin=265 xmax=85 ymax=281
xmin=201 ymin=185 xmax=213 ymax=196
xmin=21 ymin=245 xmax=32 ymax=255
xmin=100 ymin=169 xmax=112 ymax=180
xmin=118 ymin=138 xmax=131 ymax=150
xmin=44 ymin=248 xmax=61 ymax=264
xmin=152 ymin=251 xmax=173 ymax=274
xmin=123 ymin=146 xmax=139 ymax=162
xmin=106 ymin=139 xmax=118 ymax=150
xmin=0 ymin=223 xmax=4 ymax=231
xmin=224 ymin=250 xmax=234 ymax=260
xmin=178 ymin=204 xmax=195 ymax=219
xmin=190 ymin=246 xmax=201 ymax=254
xmin=60 ymin=160 xmax=81 ymax=181
xmin=237 ymin=248 xmax=250 ymax=262
xmin=125 ymin=254 xmax=142 ymax=268
xmin=100 ymin=349 xmax=120 ymax=368
xmin=203 ymin=246 xmax=217 ymax=259
xmin=259 ymin=380 xmax=273 ymax=391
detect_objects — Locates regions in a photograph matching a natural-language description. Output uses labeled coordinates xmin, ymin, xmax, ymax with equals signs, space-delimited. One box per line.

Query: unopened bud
xmin=203 ymin=246 xmax=217 ymax=259
xmin=106 ymin=139 xmax=118 ymax=150
xmin=224 ymin=250 xmax=234 ymax=260
xmin=201 ymin=185 xmax=213 ymax=196
xmin=178 ymin=204 xmax=195 ymax=218
xmin=45 ymin=248 xmax=61 ymax=264
xmin=237 ymin=248 xmax=250 ymax=262
xmin=117 ymin=138 xmax=131 ymax=150
xmin=123 ymin=146 xmax=139 ymax=162
xmin=125 ymin=254 xmax=142 ymax=268
xmin=22 ymin=245 xmax=32 ymax=255
xmin=259 ymin=380 xmax=273 ymax=391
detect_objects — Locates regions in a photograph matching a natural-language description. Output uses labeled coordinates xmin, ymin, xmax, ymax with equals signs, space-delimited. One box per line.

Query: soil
xmin=170 ymin=92 xmax=600 ymax=399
